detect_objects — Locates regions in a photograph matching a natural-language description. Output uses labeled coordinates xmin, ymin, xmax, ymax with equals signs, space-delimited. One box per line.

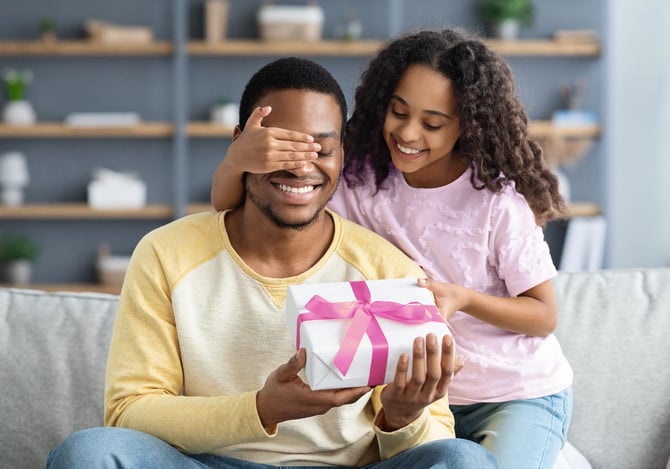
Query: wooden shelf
xmin=186 ymin=121 xmax=600 ymax=139
xmin=187 ymin=122 xmax=235 ymax=137
xmin=0 ymin=39 xmax=599 ymax=58
xmin=0 ymin=122 xmax=173 ymax=138
xmin=0 ymin=121 xmax=600 ymax=139
xmin=187 ymin=40 xmax=383 ymax=56
xmin=0 ymin=203 xmax=173 ymax=219
xmin=0 ymin=40 xmax=172 ymax=56
xmin=0 ymin=282 xmax=121 ymax=295
xmin=529 ymin=121 xmax=601 ymax=138
xmin=565 ymin=202 xmax=601 ymax=218
xmin=187 ymin=39 xmax=600 ymax=57
xmin=484 ymin=39 xmax=601 ymax=56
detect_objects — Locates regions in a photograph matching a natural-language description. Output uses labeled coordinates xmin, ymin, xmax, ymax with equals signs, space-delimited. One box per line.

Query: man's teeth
xmin=277 ymin=183 xmax=315 ymax=194
xmin=397 ymin=143 xmax=421 ymax=154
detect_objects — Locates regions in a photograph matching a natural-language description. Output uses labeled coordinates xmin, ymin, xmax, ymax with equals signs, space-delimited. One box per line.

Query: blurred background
xmin=0 ymin=0 xmax=668 ymax=291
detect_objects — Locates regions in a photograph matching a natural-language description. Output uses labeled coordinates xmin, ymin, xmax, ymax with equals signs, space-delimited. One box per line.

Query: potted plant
xmin=480 ymin=0 xmax=534 ymax=40
xmin=0 ymin=235 xmax=39 ymax=284
xmin=39 ymin=17 xmax=57 ymax=43
xmin=2 ymin=69 xmax=37 ymax=125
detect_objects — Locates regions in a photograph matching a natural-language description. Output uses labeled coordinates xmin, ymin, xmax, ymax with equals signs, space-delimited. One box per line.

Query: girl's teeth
xmin=397 ymin=143 xmax=421 ymax=154
xmin=277 ymin=183 xmax=314 ymax=194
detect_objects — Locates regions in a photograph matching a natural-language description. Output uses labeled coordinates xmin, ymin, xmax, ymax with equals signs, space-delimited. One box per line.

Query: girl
xmin=210 ymin=29 xmax=573 ymax=469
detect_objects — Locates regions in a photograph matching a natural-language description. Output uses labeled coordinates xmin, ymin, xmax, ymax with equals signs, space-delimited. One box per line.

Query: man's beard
xmin=248 ymin=192 xmax=321 ymax=231
xmin=245 ymin=178 xmax=336 ymax=231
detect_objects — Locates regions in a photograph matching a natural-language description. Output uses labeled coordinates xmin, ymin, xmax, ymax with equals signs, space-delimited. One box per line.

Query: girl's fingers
xmin=245 ymin=105 xmax=273 ymax=128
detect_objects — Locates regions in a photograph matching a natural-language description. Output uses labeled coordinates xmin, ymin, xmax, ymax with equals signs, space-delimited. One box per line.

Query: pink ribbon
xmin=296 ymin=280 xmax=443 ymax=386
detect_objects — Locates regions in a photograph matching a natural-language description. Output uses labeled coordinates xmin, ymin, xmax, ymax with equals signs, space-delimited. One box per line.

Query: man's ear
xmin=232 ymin=125 xmax=242 ymax=140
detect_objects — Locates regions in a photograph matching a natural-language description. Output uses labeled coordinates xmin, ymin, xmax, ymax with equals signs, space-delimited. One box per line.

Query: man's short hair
xmin=238 ymin=57 xmax=347 ymax=141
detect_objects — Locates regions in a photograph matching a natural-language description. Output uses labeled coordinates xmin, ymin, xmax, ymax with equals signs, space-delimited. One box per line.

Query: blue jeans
xmin=450 ymin=387 xmax=572 ymax=469
xmin=46 ymin=426 xmax=499 ymax=469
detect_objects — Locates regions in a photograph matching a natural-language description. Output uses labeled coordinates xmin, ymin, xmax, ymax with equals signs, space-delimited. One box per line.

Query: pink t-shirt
xmin=329 ymin=165 xmax=573 ymax=404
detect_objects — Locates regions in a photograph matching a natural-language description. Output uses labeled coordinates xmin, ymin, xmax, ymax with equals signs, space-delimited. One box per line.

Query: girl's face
xmin=383 ymin=64 xmax=465 ymax=188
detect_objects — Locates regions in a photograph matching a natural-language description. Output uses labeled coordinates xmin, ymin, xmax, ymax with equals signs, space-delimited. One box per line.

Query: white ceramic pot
xmin=0 ymin=187 xmax=25 ymax=206
xmin=491 ymin=19 xmax=521 ymax=40
xmin=2 ymin=100 xmax=37 ymax=125
xmin=4 ymin=260 xmax=33 ymax=284
xmin=0 ymin=152 xmax=29 ymax=206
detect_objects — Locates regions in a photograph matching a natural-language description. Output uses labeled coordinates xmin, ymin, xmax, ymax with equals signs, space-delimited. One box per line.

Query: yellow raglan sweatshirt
xmin=104 ymin=209 xmax=454 ymax=466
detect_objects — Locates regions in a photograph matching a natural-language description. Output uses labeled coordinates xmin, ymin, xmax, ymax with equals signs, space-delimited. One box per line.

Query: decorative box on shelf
xmin=257 ymin=4 xmax=324 ymax=42
xmin=87 ymin=168 xmax=146 ymax=209
xmin=286 ymin=278 xmax=451 ymax=390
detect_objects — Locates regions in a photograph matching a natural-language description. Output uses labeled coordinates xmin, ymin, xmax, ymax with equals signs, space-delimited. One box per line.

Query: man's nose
xmin=287 ymin=161 xmax=315 ymax=177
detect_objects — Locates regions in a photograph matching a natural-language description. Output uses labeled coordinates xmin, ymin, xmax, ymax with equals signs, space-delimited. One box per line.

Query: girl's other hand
xmin=417 ymin=278 xmax=467 ymax=320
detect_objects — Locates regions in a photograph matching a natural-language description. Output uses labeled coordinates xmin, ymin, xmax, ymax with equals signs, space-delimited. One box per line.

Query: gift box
xmin=286 ymin=278 xmax=451 ymax=390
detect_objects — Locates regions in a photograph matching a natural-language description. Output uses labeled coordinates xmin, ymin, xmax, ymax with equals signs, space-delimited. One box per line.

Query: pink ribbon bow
xmin=296 ymin=280 xmax=443 ymax=386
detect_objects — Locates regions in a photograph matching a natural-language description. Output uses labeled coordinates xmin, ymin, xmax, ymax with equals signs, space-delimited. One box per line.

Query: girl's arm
xmin=419 ymin=278 xmax=557 ymax=337
xmin=210 ymin=106 xmax=322 ymax=210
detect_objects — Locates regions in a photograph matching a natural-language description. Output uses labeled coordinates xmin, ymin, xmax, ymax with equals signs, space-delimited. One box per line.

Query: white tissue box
xmin=87 ymin=169 xmax=147 ymax=209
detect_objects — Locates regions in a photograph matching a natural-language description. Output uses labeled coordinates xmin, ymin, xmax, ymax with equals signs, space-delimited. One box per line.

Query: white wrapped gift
xmin=286 ymin=278 xmax=451 ymax=390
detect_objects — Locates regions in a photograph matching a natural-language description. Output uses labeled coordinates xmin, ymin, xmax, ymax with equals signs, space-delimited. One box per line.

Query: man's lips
xmin=275 ymin=183 xmax=315 ymax=194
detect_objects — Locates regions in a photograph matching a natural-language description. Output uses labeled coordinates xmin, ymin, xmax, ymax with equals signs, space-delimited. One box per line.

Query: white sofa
xmin=1 ymin=268 xmax=669 ymax=469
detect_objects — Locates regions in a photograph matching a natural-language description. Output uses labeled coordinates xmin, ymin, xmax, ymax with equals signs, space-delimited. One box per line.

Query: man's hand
xmin=379 ymin=334 xmax=460 ymax=431
xmin=256 ymin=349 xmax=371 ymax=429
xmin=228 ymin=106 xmax=321 ymax=176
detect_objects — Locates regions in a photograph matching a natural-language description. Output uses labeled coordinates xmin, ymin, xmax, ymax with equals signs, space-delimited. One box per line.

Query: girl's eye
xmin=318 ymin=151 xmax=334 ymax=158
xmin=424 ymin=123 xmax=442 ymax=131
xmin=391 ymin=109 xmax=407 ymax=118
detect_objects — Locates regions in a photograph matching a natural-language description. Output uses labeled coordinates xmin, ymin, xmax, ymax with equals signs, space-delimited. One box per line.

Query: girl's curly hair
xmin=344 ymin=28 xmax=565 ymax=226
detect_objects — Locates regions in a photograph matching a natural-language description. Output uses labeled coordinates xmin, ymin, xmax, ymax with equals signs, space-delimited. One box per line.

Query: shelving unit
xmin=0 ymin=0 xmax=604 ymax=290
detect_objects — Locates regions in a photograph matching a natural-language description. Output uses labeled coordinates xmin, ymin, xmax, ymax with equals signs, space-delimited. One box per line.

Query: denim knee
xmin=399 ymin=438 xmax=499 ymax=468
xmin=46 ymin=427 xmax=177 ymax=469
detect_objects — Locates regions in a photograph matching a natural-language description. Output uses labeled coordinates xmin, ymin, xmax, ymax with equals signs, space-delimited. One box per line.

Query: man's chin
xmin=263 ymin=208 xmax=322 ymax=231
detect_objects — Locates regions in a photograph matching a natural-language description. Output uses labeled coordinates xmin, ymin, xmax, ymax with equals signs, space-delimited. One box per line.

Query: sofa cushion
xmin=0 ymin=288 xmax=118 ymax=469
xmin=553 ymin=268 xmax=670 ymax=469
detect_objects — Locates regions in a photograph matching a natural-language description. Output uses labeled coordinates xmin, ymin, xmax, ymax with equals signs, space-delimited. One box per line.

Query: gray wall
xmin=0 ymin=0 xmax=609 ymax=283
xmin=606 ymin=0 xmax=670 ymax=268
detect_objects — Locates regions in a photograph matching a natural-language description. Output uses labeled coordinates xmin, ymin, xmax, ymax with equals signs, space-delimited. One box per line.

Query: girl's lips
xmin=393 ymin=139 xmax=426 ymax=161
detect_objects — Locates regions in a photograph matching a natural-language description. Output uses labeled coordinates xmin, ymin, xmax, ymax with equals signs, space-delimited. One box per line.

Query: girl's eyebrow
xmin=391 ymin=94 xmax=452 ymax=120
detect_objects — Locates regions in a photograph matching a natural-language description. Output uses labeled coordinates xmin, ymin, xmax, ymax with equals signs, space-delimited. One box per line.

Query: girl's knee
xmin=417 ymin=439 xmax=499 ymax=468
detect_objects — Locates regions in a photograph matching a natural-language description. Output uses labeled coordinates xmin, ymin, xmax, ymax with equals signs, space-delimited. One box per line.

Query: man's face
xmin=244 ymin=89 xmax=343 ymax=230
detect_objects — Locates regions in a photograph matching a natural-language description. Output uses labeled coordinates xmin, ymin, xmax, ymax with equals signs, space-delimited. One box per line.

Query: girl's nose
xmin=396 ymin=119 xmax=421 ymax=142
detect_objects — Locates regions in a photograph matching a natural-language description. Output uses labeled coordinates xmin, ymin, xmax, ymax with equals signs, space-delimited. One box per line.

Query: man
xmin=46 ymin=57 xmax=496 ymax=468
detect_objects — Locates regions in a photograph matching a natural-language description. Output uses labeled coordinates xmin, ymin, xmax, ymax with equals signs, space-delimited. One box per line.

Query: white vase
xmin=0 ymin=187 xmax=25 ymax=206
xmin=0 ymin=152 xmax=30 ymax=206
xmin=2 ymin=100 xmax=37 ymax=125
xmin=491 ymin=19 xmax=521 ymax=40
xmin=4 ymin=260 xmax=33 ymax=284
